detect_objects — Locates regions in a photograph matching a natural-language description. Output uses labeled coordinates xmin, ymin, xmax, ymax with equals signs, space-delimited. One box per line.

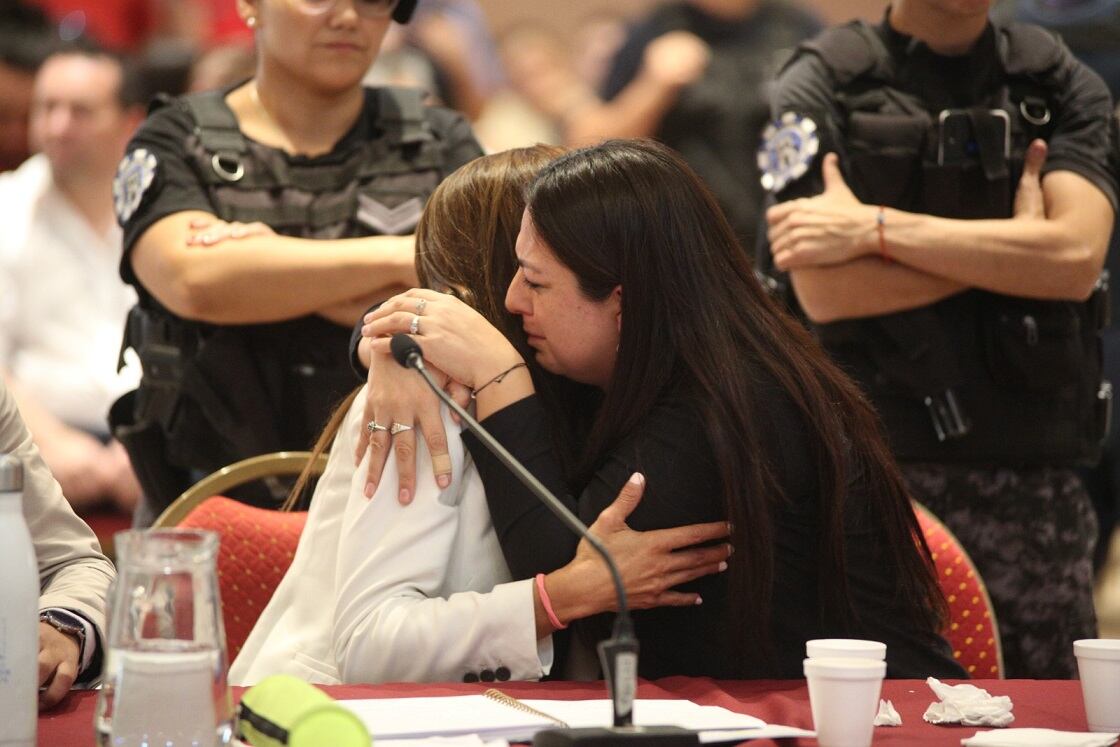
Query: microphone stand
xmin=390 ymin=335 xmax=697 ymax=746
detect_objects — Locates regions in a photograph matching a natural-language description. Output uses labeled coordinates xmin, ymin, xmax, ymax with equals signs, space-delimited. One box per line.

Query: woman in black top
xmin=363 ymin=139 xmax=963 ymax=679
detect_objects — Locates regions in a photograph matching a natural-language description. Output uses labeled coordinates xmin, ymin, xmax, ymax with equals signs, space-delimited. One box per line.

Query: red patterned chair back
xmin=152 ymin=451 xmax=325 ymax=661
xmin=914 ymin=502 xmax=1005 ymax=678
xmin=178 ymin=496 xmax=307 ymax=660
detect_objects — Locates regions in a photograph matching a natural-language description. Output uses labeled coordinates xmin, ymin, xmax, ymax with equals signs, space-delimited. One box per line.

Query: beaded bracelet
xmin=535 ymin=573 xmax=568 ymax=630
xmin=471 ymin=362 xmax=528 ymax=400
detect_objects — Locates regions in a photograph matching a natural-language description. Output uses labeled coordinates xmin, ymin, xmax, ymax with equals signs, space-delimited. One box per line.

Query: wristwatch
xmin=39 ymin=609 xmax=87 ymax=660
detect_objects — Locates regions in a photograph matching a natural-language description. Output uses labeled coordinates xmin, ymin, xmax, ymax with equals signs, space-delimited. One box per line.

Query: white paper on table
xmin=341 ymin=696 xmax=785 ymax=743
xmin=961 ymin=727 xmax=1119 ymax=746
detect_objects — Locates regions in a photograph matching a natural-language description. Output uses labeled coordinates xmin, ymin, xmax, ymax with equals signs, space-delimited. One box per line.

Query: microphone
xmin=389 ymin=334 xmax=697 ymax=747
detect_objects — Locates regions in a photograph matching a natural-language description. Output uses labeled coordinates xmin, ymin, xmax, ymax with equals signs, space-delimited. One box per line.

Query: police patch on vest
xmin=356 ymin=195 xmax=423 ymax=235
xmin=113 ymin=148 xmax=158 ymax=224
xmin=758 ymin=113 xmax=820 ymax=193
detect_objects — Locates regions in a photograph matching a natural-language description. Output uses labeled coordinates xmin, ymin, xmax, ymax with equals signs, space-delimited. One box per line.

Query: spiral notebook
xmin=340 ymin=689 xmax=812 ymax=743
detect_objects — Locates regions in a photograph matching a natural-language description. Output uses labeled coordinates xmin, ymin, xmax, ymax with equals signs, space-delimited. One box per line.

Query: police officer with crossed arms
xmin=763 ymin=0 xmax=1118 ymax=678
xmin=112 ymin=0 xmax=482 ymax=523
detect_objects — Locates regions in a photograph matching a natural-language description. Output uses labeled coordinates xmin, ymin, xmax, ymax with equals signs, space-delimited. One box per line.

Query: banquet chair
xmin=914 ymin=502 xmax=1005 ymax=678
xmin=152 ymin=451 xmax=326 ymax=660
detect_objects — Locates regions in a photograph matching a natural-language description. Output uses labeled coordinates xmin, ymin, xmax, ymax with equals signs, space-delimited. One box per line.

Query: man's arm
xmin=130 ymin=210 xmax=418 ymax=325
xmin=770 ymin=150 xmax=1114 ymax=314
xmin=565 ymin=31 xmax=710 ymax=145
xmin=0 ymin=381 xmax=115 ymax=704
xmin=766 ymin=52 xmax=964 ymax=322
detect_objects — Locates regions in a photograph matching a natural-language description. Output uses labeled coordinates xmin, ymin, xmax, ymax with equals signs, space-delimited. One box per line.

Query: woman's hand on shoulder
xmin=539 ymin=474 xmax=732 ymax=631
xmin=362 ymin=289 xmax=523 ymax=391
xmin=354 ymin=347 xmax=465 ymax=504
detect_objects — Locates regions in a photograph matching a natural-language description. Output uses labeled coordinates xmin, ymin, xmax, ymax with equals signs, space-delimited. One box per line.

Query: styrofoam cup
xmin=806 ymin=639 xmax=887 ymax=661
xmin=1073 ymin=639 xmax=1120 ymax=732
xmin=804 ymin=657 xmax=886 ymax=747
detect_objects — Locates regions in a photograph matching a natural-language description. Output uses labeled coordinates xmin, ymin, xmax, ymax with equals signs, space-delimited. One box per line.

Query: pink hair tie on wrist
xmin=535 ymin=573 xmax=568 ymax=630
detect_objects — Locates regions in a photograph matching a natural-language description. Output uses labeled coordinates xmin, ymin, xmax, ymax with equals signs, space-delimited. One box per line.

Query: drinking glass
xmin=96 ymin=529 xmax=233 ymax=747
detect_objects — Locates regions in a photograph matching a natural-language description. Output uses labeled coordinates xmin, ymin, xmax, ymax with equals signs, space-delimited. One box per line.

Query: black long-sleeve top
xmin=464 ymin=384 xmax=965 ymax=680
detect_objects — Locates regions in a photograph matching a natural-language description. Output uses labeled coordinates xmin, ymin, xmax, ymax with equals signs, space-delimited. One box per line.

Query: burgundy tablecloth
xmin=38 ymin=678 xmax=1089 ymax=746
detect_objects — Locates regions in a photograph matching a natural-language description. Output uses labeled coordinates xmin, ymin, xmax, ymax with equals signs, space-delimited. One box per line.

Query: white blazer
xmin=229 ymin=385 xmax=551 ymax=685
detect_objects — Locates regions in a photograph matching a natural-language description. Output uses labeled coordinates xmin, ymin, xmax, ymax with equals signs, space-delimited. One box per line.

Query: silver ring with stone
xmin=415 ymin=298 xmax=427 ymax=314
xmin=390 ymin=422 xmax=413 ymax=435
xmin=409 ymin=315 xmax=421 ymax=335
xmin=366 ymin=420 xmax=389 ymax=435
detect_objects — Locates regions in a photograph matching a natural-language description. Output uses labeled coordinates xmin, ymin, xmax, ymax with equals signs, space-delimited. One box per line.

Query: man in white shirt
xmin=1 ymin=377 xmax=116 ymax=709
xmin=0 ymin=45 xmax=145 ymax=512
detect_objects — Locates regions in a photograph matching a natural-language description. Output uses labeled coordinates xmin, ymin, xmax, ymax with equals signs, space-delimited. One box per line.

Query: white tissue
xmin=961 ymin=727 xmax=1119 ymax=746
xmin=873 ymin=699 xmax=902 ymax=727
xmin=923 ymin=676 xmax=1015 ymax=727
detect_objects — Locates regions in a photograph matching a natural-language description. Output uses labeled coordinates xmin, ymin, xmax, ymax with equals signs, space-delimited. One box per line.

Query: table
xmin=38 ymin=678 xmax=1089 ymax=746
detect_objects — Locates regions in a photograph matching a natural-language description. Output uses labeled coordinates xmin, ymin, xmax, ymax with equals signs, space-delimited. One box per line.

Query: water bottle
xmin=96 ymin=529 xmax=233 ymax=747
xmin=0 ymin=454 xmax=38 ymax=747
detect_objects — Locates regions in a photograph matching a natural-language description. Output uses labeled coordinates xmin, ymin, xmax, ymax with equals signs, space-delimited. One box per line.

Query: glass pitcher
xmin=96 ymin=529 xmax=233 ymax=747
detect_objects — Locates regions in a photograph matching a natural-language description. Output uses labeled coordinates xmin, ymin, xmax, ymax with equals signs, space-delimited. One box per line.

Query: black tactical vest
xmin=116 ymin=87 xmax=447 ymax=507
xmin=796 ymin=21 xmax=1109 ymax=467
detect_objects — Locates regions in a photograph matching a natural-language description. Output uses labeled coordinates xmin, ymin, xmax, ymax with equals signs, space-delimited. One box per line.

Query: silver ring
xmin=409 ymin=315 xmax=421 ymax=335
xmin=389 ymin=422 xmax=413 ymax=435
xmin=415 ymin=298 xmax=427 ymax=314
xmin=366 ymin=420 xmax=389 ymax=435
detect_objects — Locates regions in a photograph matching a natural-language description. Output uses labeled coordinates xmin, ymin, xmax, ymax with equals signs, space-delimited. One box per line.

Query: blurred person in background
xmin=111 ymin=0 xmax=482 ymax=525
xmin=0 ymin=1 xmax=54 ymax=172
xmin=1 ymin=376 xmax=116 ymax=710
xmin=566 ymin=0 xmax=821 ymax=250
xmin=0 ymin=43 xmax=146 ymax=514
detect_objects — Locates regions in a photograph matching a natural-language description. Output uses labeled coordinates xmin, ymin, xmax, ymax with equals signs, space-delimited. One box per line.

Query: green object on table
xmin=237 ymin=674 xmax=371 ymax=747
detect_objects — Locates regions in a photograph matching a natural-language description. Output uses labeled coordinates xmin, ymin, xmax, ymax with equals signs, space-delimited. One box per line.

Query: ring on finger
xmin=390 ymin=422 xmax=413 ymax=435
xmin=409 ymin=315 xmax=421 ymax=335
xmin=366 ymin=420 xmax=389 ymax=435
xmin=415 ymin=298 xmax=427 ymax=314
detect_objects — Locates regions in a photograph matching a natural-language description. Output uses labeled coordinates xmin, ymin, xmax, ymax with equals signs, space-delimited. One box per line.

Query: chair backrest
xmin=914 ymin=502 xmax=1005 ymax=678
xmin=152 ymin=452 xmax=325 ymax=660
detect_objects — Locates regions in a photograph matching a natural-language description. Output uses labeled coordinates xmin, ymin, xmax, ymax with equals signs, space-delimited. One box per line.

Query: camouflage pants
xmin=902 ymin=463 xmax=1098 ymax=679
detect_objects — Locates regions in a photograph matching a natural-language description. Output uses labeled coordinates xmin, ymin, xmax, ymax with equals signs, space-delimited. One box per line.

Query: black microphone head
xmin=390 ymin=333 xmax=423 ymax=369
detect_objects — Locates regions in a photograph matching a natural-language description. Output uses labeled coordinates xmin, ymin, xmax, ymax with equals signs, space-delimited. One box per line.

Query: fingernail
xmin=437 ymin=474 xmax=450 ymax=488
xmin=364 ymin=312 xmax=376 ymax=323
xmin=694 ymin=596 xmax=703 ymax=606
xmin=364 ymin=482 xmax=375 ymax=498
xmin=399 ymin=488 xmax=411 ymax=504
xmin=718 ymin=561 xmax=728 ymax=572
xmin=727 ymin=543 xmax=734 ymax=556
xmin=628 ymin=472 xmax=644 ymax=486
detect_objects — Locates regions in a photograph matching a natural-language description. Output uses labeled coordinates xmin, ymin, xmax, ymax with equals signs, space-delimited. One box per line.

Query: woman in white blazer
xmin=229 ymin=147 xmax=732 ymax=686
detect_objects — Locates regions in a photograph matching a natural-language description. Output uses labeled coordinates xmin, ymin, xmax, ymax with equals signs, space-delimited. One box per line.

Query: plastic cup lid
xmin=803 ymin=656 xmax=887 ymax=679
xmin=1074 ymin=639 xmax=1120 ymax=660
xmin=806 ymin=639 xmax=887 ymax=658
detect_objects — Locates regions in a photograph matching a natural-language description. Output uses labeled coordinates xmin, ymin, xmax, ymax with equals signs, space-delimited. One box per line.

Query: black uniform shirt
xmin=119 ymin=87 xmax=482 ymax=283
xmin=772 ymin=19 xmax=1119 ymax=212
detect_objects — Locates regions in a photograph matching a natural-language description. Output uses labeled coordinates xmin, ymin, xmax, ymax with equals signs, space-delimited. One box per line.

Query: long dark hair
xmin=286 ymin=145 xmax=595 ymax=507
xmin=525 ymin=139 xmax=946 ymax=657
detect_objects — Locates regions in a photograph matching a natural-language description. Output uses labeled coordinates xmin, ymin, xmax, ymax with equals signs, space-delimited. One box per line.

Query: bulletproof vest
xmin=124 ymin=87 xmax=445 ymax=493
xmin=800 ymin=21 xmax=1109 ymax=467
